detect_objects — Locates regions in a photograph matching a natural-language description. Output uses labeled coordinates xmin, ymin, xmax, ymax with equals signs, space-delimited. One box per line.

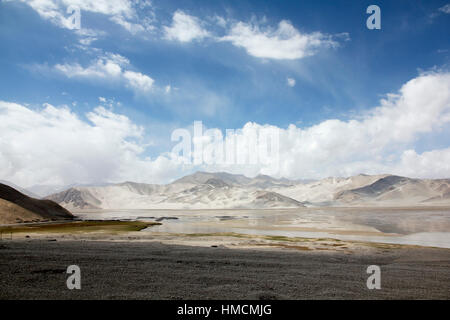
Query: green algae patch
xmin=0 ymin=220 xmax=161 ymax=235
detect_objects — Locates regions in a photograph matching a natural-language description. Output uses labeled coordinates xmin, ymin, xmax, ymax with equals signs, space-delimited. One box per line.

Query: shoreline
xmin=71 ymin=205 xmax=450 ymax=213
xmin=1 ymin=219 xmax=449 ymax=250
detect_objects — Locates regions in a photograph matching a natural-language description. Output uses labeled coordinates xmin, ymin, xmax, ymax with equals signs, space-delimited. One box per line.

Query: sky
xmin=0 ymin=0 xmax=450 ymax=187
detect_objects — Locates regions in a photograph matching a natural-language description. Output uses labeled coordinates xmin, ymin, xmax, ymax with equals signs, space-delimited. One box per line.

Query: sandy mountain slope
xmin=272 ymin=174 xmax=389 ymax=204
xmin=0 ymin=183 xmax=73 ymax=224
xmin=47 ymin=176 xmax=305 ymax=210
xmin=334 ymin=176 xmax=450 ymax=206
xmin=171 ymin=171 xmax=297 ymax=189
xmin=0 ymin=199 xmax=47 ymax=224
xmin=150 ymin=182 xmax=304 ymax=209
xmin=172 ymin=171 xmax=252 ymax=186
xmin=46 ymin=172 xmax=450 ymax=210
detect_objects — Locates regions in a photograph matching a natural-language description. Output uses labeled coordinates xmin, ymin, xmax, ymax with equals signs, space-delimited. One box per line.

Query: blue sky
xmin=1 ymin=0 xmax=450 ymax=186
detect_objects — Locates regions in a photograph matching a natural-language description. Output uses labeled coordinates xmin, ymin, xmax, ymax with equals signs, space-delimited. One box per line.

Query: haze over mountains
xmin=0 ymin=180 xmax=39 ymax=198
xmin=42 ymin=172 xmax=450 ymax=210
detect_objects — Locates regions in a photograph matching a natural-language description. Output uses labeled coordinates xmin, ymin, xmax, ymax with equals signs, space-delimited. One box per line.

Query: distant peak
xmin=204 ymin=178 xmax=229 ymax=188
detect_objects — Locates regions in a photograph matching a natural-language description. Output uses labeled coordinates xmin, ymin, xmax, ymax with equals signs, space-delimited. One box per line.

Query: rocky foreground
xmin=0 ymin=238 xmax=449 ymax=299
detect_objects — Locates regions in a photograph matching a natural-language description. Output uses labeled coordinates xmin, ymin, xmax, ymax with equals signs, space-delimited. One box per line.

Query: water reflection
xmin=74 ymin=207 xmax=450 ymax=248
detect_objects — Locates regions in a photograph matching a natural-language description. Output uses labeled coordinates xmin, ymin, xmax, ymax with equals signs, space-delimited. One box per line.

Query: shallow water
xmin=74 ymin=207 xmax=450 ymax=248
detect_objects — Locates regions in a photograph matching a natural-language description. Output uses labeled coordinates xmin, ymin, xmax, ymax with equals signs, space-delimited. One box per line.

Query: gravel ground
xmin=0 ymin=239 xmax=449 ymax=299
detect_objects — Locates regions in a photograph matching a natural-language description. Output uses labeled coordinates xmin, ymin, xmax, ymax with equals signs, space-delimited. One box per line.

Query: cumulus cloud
xmin=52 ymin=53 xmax=154 ymax=93
xmin=163 ymin=10 xmax=210 ymax=42
xmin=220 ymin=20 xmax=340 ymax=60
xmin=1 ymin=71 xmax=450 ymax=187
xmin=397 ymin=148 xmax=450 ymax=178
xmin=0 ymin=101 xmax=181 ymax=187
xmin=123 ymin=70 xmax=154 ymax=92
xmin=265 ymin=71 xmax=450 ymax=178
xmin=185 ymin=71 xmax=450 ymax=179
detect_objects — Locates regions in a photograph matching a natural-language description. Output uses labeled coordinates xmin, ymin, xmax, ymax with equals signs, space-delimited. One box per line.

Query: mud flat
xmin=0 ymin=232 xmax=449 ymax=299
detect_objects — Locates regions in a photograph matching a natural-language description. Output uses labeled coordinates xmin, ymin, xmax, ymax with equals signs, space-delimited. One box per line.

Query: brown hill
xmin=0 ymin=183 xmax=73 ymax=224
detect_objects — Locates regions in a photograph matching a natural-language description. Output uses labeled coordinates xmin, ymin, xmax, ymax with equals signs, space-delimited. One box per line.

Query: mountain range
xmin=38 ymin=172 xmax=450 ymax=210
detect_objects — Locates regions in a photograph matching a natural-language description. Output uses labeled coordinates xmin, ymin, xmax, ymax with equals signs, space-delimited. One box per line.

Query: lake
xmin=74 ymin=207 xmax=450 ymax=248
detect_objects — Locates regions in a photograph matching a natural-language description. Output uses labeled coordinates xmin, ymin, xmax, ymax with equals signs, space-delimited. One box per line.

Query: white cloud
xmin=182 ymin=71 xmax=450 ymax=179
xmin=123 ymin=70 xmax=154 ymax=92
xmin=0 ymin=101 xmax=181 ymax=186
xmin=163 ymin=10 xmax=210 ymax=42
xmin=54 ymin=59 xmax=121 ymax=78
xmin=1 ymin=71 xmax=450 ymax=187
xmin=212 ymin=15 xmax=227 ymax=28
xmin=62 ymin=0 xmax=135 ymax=16
xmin=439 ymin=4 xmax=450 ymax=14
xmin=287 ymin=77 xmax=296 ymax=87
xmin=18 ymin=1 xmax=347 ymax=58
xmin=52 ymin=53 xmax=154 ymax=93
xmin=252 ymin=71 xmax=450 ymax=178
xmin=397 ymin=148 xmax=450 ymax=178
xmin=110 ymin=15 xmax=145 ymax=34
xmin=74 ymin=28 xmax=105 ymax=45
xmin=18 ymin=0 xmax=153 ymax=37
xmin=220 ymin=20 xmax=339 ymax=60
